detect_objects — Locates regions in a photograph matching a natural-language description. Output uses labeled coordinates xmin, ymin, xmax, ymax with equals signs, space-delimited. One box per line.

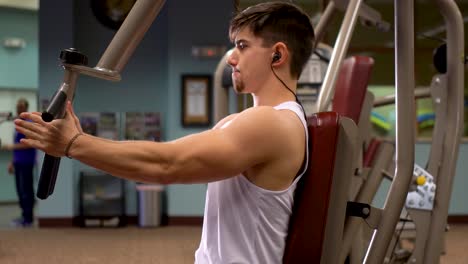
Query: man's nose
xmin=227 ymin=50 xmax=238 ymax=67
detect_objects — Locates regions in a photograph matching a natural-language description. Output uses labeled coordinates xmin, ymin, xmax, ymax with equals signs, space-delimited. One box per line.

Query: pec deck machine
xmin=38 ymin=1 xmax=464 ymax=263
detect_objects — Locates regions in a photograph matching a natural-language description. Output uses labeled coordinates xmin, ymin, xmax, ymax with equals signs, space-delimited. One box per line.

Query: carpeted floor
xmin=1 ymin=203 xmax=467 ymax=264
xmin=1 ymin=225 xmax=468 ymax=263
xmin=0 ymin=226 xmax=201 ymax=264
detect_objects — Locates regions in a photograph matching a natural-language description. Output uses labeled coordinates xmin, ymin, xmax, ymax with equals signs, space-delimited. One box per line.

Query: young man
xmin=1 ymin=98 xmax=36 ymax=227
xmin=15 ymin=1 xmax=314 ymax=262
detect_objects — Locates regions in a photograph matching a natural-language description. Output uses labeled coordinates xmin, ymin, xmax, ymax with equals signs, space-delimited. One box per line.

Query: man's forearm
xmin=68 ymin=133 xmax=174 ymax=184
xmin=1 ymin=143 xmax=30 ymax=151
xmin=13 ymin=143 xmax=32 ymax=150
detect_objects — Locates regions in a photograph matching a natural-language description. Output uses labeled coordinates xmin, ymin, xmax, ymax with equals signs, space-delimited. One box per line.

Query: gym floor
xmin=0 ymin=204 xmax=467 ymax=264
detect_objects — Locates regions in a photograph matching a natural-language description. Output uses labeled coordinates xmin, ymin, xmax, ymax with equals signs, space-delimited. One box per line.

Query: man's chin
xmin=233 ymin=84 xmax=244 ymax=93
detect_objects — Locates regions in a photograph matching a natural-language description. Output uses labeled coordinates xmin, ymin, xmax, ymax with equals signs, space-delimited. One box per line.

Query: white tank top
xmin=195 ymin=101 xmax=309 ymax=264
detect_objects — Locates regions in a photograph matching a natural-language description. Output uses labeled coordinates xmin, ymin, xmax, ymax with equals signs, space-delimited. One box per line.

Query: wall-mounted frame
xmin=181 ymin=74 xmax=212 ymax=127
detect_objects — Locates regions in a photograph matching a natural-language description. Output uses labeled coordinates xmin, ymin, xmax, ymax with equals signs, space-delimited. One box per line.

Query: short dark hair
xmin=17 ymin=98 xmax=29 ymax=109
xmin=229 ymin=1 xmax=315 ymax=79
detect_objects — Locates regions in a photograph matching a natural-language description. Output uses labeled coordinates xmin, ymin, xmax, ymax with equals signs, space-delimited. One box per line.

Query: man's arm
xmin=0 ymin=135 xmax=31 ymax=175
xmin=1 ymin=142 xmax=32 ymax=151
xmin=1 ymin=128 xmax=36 ymax=151
xmin=15 ymin=104 xmax=286 ymax=185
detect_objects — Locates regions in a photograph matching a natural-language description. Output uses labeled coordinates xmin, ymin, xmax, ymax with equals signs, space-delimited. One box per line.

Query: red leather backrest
xmin=283 ymin=112 xmax=341 ymax=264
xmin=332 ymin=56 xmax=374 ymax=124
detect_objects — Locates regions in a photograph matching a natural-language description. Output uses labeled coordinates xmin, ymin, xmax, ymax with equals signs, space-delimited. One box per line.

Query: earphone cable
xmin=270 ymin=64 xmax=308 ymax=121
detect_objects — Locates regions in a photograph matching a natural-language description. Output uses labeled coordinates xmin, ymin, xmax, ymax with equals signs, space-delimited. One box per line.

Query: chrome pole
xmin=363 ymin=0 xmax=416 ymax=262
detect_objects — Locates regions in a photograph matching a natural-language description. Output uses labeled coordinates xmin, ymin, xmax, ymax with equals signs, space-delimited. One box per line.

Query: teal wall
xmin=0 ymin=8 xmax=38 ymax=89
xmin=165 ymin=0 xmax=233 ymax=216
xmin=0 ymin=7 xmax=38 ymax=202
xmin=0 ymin=153 xmax=18 ymax=201
xmin=71 ymin=0 xmax=169 ymax=216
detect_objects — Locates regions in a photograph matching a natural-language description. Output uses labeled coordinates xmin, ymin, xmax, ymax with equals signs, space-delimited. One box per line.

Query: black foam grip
xmin=37 ymin=89 xmax=68 ymax=199
xmin=37 ymin=155 xmax=61 ymax=199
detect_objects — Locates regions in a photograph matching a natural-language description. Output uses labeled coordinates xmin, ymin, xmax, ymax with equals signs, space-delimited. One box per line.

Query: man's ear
xmin=271 ymin=42 xmax=288 ymax=65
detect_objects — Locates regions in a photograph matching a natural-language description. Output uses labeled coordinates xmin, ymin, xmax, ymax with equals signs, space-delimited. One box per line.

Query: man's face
xmin=227 ymin=28 xmax=272 ymax=94
xmin=16 ymin=102 xmax=27 ymax=115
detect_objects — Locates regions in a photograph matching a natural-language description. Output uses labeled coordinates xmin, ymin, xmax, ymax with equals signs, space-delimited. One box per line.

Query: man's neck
xmin=252 ymin=78 xmax=297 ymax=107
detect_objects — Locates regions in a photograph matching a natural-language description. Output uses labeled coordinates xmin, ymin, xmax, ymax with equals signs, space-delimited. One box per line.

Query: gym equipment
xmin=312 ymin=1 xmax=463 ymax=263
xmin=284 ymin=112 xmax=357 ymax=264
xmin=214 ymin=0 xmax=464 ymax=263
xmin=38 ymin=0 xmax=463 ymax=262
xmin=37 ymin=0 xmax=166 ymax=199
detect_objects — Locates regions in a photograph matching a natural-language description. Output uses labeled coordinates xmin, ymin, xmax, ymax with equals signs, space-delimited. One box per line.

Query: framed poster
xmin=181 ymin=75 xmax=212 ymax=127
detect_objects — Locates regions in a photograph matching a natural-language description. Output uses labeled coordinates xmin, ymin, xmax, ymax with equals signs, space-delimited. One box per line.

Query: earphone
xmin=272 ymin=52 xmax=281 ymax=62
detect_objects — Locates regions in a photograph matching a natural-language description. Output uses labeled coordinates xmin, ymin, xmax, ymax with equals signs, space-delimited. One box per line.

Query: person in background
xmin=1 ymin=98 xmax=36 ymax=227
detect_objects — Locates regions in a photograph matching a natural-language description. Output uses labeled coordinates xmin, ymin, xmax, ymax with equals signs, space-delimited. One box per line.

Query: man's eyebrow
xmin=235 ymin=39 xmax=249 ymax=45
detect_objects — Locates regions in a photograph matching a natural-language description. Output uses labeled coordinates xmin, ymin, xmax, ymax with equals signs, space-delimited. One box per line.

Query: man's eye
xmin=238 ymin=42 xmax=246 ymax=49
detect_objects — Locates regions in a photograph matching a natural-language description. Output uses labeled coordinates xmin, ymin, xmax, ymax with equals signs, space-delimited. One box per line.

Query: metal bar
xmin=315 ymin=0 xmax=363 ymax=112
xmin=340 ymin=142 xmax=394 ymax=263
xmin=37 ymin=68 xmax=79 ymax=200
xmin=334 ymin=0 xmax=390 ymax=32
xmin=96 ymin=0 xmax=166 ymax=73
xmin=61 ymin=67 xmax=80 ymax=101
xmin=406 ymin=209 xmax=432 ymax=264
xmin=63 ymin=64 xmax=122 ymax=82
xmin=314 ymin=1 xmax=336 ymax=46
xmin=363 ymin=0 xmax=416 ymax=262
xmin=424 ymin=1 xmax=464 ymax=263
xmin=426 ymin=75 xmax=447 ymax=177
xmin=213 ymin=50 xmax=232 ymax=122
xmin=373 ymin=88 xmax=431 ymax=107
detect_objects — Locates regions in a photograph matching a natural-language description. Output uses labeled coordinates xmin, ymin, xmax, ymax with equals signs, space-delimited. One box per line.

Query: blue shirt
xmin=13 ymin=130 xmax=36 ymax=165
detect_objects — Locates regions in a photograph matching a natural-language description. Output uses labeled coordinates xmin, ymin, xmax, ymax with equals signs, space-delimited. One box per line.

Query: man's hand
xmin=13 ymin=101 xmax=83 ymax=157
xmin=7 ymin=162 xmax=14 ymax=174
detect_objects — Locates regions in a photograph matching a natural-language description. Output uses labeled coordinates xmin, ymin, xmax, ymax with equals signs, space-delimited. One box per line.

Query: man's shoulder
xmin=238 ymin=106 xmax=281 ymax=120
xmin=225 ymin=107 xmax=299 ymax=141
xmin=234 ymin=107 xmax=280 ymax=128
xmin=238 ymin=106 xmax=300 ymax=127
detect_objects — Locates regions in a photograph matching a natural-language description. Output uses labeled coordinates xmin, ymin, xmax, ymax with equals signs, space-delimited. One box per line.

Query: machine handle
xmin=36 ymin=89 xmax=68 ymax=200
xmin=37 ymin=155 xmax=61 ymax=199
